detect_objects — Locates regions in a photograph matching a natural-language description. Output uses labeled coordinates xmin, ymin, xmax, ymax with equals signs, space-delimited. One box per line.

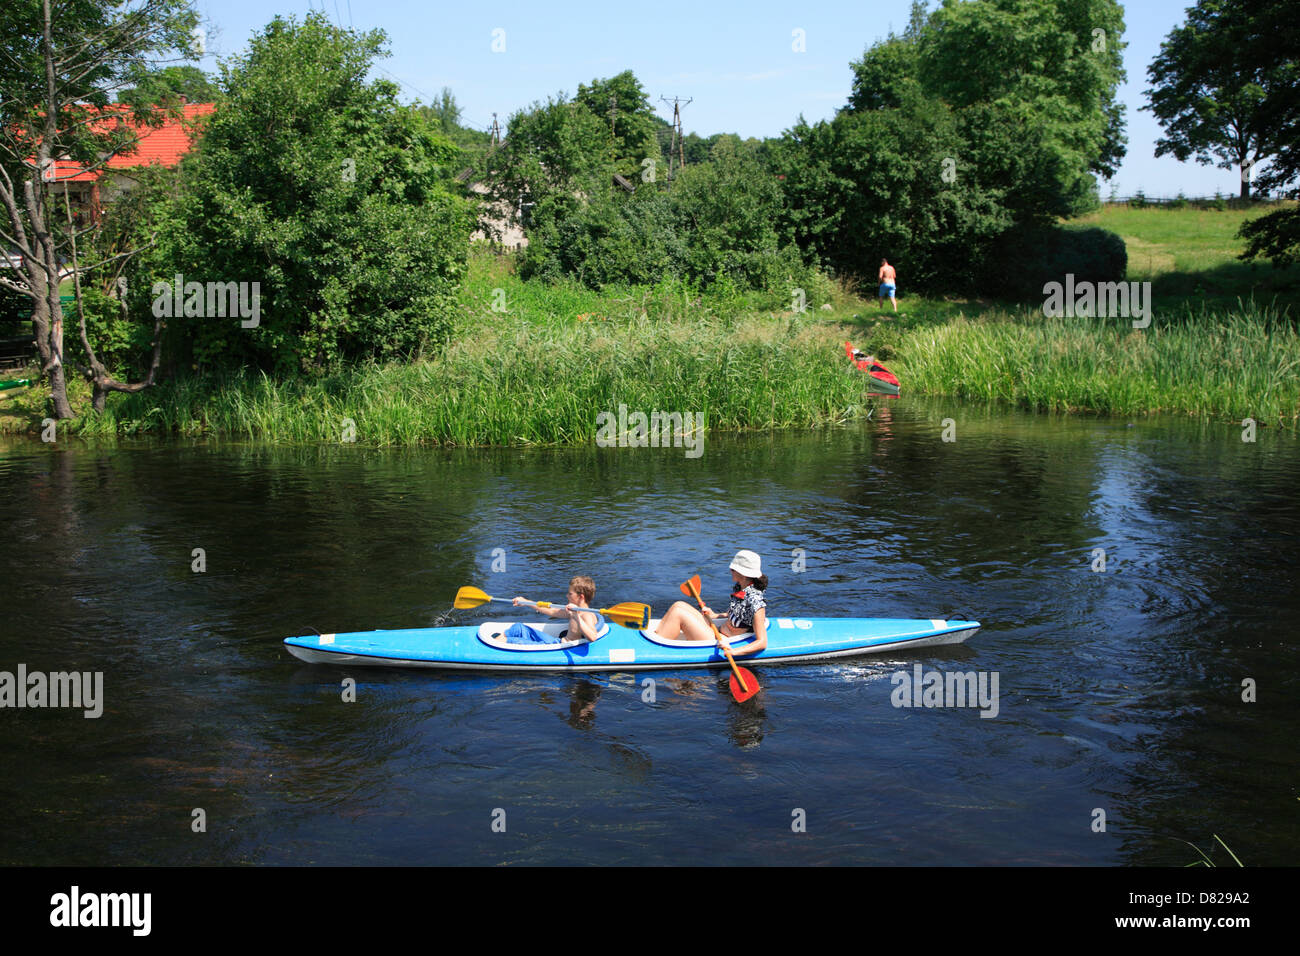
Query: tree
xmin=148 ymin=12 xmax=473 ymax=373
xmin=846 ymin=26 xmax=921 ymax=113
xmin=515 ymin=124 xmax=801 ymax=294
xmin=1145 ymin=0 xmax=1298 ymax=199
xmin=573 ymin=70 xmax=662 ymax=175
xmin=118 ymin=64 xmax=219 ymax=107
xmin=480 ymin=93 xmax=612 ymax=242
xmin=412 ymin=88 xmax=494 ymax=185
xmin=916 ymin=0 xmax=1127 ymax=186
xmin=423 ymin=86 xmax=463 ymax=137
xmin=778 ymin=0 xmax=1128 ymax=290
xmin=771 ymin=91 xmax=1012 ymax=290
xmin=0 ymin=0 xmax=200 ymax=419
xmin=1225 ymin=0 xmax=1300 ymax=264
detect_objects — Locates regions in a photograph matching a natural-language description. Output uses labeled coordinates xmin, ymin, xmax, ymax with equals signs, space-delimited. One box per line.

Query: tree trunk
xmin=1240 ymin=168 xmax=1251 ymax=200
xmin=48 ymin=360 xmax=74 ymax=419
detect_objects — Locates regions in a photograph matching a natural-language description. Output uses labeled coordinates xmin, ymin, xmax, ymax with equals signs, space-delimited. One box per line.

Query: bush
xmin=985 ymin=224 xmax=1128 ymax=299
xmin=66 ymin=285 xmax=155 ymax=379
xmin=519 ymin=139 xmax=805 ymax=300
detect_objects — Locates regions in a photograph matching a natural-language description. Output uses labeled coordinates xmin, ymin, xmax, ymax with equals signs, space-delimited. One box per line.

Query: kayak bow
xmin=844 ymin=342 xmax=900 ymax=396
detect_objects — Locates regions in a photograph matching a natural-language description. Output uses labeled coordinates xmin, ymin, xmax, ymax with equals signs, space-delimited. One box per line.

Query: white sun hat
xmin=729 ymin=550 xmax=763 ymax=578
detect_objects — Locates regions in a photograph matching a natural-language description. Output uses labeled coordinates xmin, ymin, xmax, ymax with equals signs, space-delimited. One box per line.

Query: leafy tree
xmin=772 ymin=88 xmax=1013 ymax=291
xmin=518 ymin=131 xmax=802 ymax=295
xmin=779 ymin=0 xmax=1127 ymax=291
xmin=677 ymin=132 xmax=762 ymax=168
xmin=668 ymin=137 xmax=792 ymax=290
xmin=481 ymin=94 xmax=611 ymax=234
xmin=74 ymin=164 xmax=182 ymax=383
xmin=1145 ymin=0 xmax=1298 ymax=199
xmin=1238 ymin=210 xmax=1300 ymax=267
xmin=573 ymin=70 xmax=662 ymax=175
xmin=0 ymin=0 xmax=199 ymax=418
xmin=847 ymin=29 xmax=922 ymax=112
xmin=1223 ymin=0 xmax=1300 ymax=265
xmin=118 ymin=64 xmax=219 ymax=107
xmin=679 ymin=132 xmax=711 ymax=167
xmin=423 ymin=87 xmax=464 ymax=137
xmin=519 ymin=187 xmax=683 ymax=288
xmin=151 ymin=12 xmax=473 ymax=373
xmin=916 ymin=0 xmax=1127 ymax=186
xmin=415 ymin=87 xmax=492 ymax=164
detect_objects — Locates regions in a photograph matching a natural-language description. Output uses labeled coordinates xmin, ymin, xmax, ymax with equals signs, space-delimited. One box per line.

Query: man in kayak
xmin=878 ymin=259 xmax=898 ymax=312
xmin=511 ymin=576 xmax=606 ymax=642
xmin=653 ymin=551 xmax=769 ymax=657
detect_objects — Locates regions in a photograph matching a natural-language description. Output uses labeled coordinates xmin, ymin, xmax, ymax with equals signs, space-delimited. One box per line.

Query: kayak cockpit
xmin=477 ymin=620 xmax=609 ymax=651
xmin=640 ymin=619 xmax=757 ymax=649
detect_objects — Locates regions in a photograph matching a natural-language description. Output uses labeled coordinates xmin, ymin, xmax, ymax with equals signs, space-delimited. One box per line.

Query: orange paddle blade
xmin=729 ymin=668 xmax=760 ymax=703
xmin=680 ymin=575 xmax=702 ymax=601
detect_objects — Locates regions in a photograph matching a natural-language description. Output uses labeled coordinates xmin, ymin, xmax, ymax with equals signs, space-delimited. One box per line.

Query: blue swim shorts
xmin=879 ymin=283 xmax=896 ymax=297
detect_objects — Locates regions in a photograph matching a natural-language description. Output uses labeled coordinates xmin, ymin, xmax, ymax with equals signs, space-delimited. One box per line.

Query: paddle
xmin=453 ymin=586 xmax=650 ymax=629
xmin=680 ymin=575 xmax=760 ymax=703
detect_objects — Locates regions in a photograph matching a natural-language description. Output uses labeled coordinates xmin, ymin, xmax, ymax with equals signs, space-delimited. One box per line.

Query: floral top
xmin=728 ymin=586 xmax=767 ymax=630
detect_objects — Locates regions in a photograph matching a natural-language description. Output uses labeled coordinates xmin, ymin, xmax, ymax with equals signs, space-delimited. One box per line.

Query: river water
xmin=1 ymin=398 xmax=1296 ymax=865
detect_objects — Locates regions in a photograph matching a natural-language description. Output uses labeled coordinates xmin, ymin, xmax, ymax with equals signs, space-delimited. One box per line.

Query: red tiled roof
xmin=50 ymin=103 xmax=215 ymax=182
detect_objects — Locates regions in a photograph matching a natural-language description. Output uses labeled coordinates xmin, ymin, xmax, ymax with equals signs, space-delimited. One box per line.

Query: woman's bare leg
xmin=654 ymin=601 xmax=715 ymax=641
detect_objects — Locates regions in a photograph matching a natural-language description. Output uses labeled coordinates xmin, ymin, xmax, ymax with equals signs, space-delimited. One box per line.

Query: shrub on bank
xmin=987 ymin=225 xmax=1128 ymax=299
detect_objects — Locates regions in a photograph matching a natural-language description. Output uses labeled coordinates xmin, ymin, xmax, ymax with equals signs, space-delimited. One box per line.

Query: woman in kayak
xmin=653 ymin=551 xmax=768 ymax=656
xmin=512 ymin=575 xmax=606 ymax=641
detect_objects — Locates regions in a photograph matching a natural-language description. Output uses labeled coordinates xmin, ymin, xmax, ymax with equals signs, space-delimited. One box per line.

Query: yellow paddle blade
xmin=603 ymin=602 xmax=651 ymax=629
xmin=454 ymin=586 xmax=492 ymax=610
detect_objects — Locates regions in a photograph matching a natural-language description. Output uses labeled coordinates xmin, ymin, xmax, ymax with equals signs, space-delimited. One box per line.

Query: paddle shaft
xmin=684 ymin=579 xmax=753 ymax=693
xmin=517 ymin=598 xmax=603 ymax=617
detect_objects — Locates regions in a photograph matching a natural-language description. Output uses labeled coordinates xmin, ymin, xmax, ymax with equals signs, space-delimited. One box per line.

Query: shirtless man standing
xmin=878 ymin=259 xmax=898 ymax=312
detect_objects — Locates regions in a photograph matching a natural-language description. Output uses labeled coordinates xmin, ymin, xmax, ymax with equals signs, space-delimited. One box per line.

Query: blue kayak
xmin=282 ymin=616 xmax=980 ymax=671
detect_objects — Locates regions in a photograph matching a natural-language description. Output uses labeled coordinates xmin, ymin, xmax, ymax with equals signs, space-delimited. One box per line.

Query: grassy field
xmin=1073 ymin=202 xmax=1299 ymax=310
xmin=4 ymin=201 xmax=1299 ymax=440
xmin=840 ymin=202 xmax=1300 ymax=423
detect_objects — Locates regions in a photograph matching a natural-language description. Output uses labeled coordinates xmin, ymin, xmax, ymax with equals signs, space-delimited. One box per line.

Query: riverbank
xmin=3 ymin=205 xmax=1297 ymax=441
xmin=32 ymin=313 xmax=872 ymax=444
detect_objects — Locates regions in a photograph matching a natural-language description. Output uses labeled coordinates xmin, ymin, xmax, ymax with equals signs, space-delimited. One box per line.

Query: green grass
xmin=840 ymin=202 xmax=1300 ymax=425
xmin=895 ymin=304 xmax=1299 ymax=422
xmin=60 ymin=308 xmax=872 ymax=445
xmin=7 ymin=202 xmax=1300 ymax=442
xmin=1072 ymin=202 xmax=1300 ymax=312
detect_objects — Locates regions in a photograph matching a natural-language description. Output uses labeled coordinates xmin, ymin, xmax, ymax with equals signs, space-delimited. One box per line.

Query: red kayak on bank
xmin=845 ymin=342 xmax=900 ymax=396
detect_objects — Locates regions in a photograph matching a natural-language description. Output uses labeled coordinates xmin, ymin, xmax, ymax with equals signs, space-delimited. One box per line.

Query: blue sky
xmin=189 ymin=0 xmax=1247 ymax=199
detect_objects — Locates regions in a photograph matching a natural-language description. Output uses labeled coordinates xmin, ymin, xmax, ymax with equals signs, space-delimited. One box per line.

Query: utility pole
xmin=659 ymin=95 xmax=692 ymax=181
xmin=489 ymin=113 xmax=501 ymax=150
